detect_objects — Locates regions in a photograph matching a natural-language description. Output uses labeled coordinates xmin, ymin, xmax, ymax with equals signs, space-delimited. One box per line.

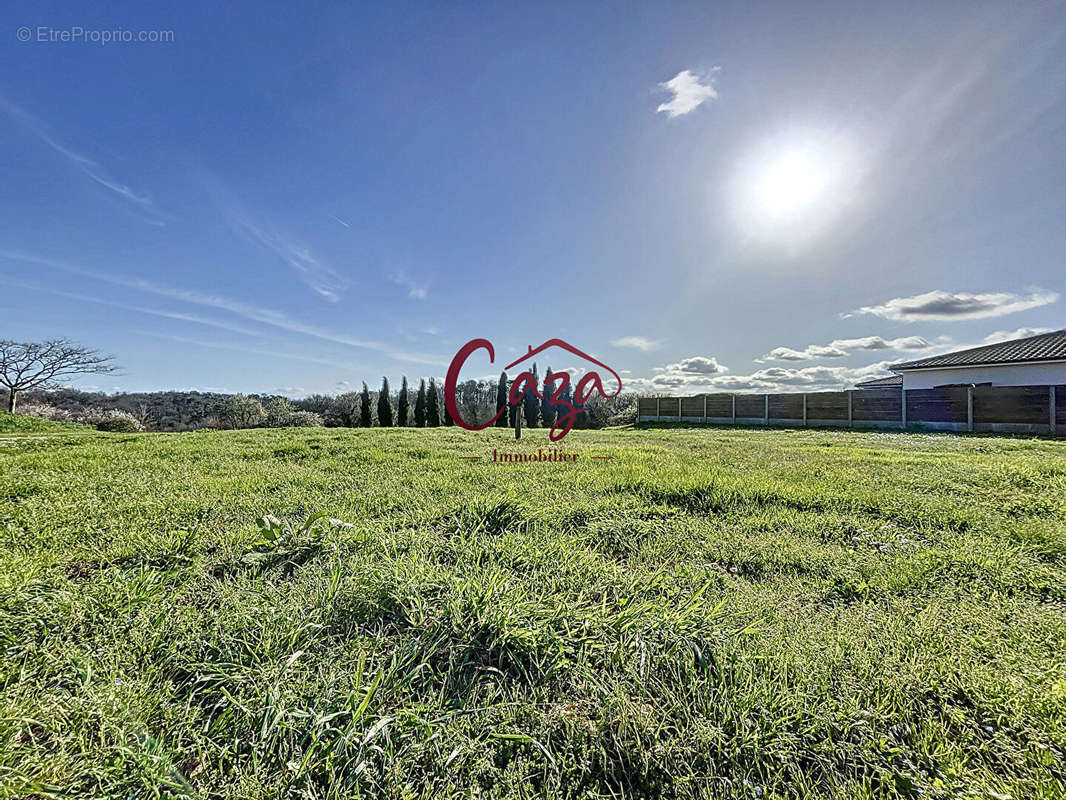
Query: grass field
xmin=2 ymin=417 xmax=1065 ymax=799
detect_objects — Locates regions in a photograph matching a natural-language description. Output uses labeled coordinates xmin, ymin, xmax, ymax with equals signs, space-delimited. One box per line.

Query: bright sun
xmin=730 ymin=131 xmax=860 ymax=251
xmin=753 ymin=150 xmax=830 ymax=220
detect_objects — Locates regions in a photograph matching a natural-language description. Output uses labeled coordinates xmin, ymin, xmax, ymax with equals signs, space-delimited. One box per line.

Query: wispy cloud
xmin=389 ymin=269 xmax=429 ymax=300
xmin=205 ymin=177 xmax=348 ymax=301
xmin=0 ymin=248 xmax=444 ymax=365
xmin=138 ymin=331 xmax=344 ymax=369
xmin=851 ymin=289 xmax=1058 ymax=321
xmin=656 ymin=69 xmax=719 ymax=117
xmin=610 ymin=335 xmax=664 ymax=352
xmin=233 ymin=214 xmax=347 ymax=302
xmin=0 ymin=96 xmax=168 ymax=224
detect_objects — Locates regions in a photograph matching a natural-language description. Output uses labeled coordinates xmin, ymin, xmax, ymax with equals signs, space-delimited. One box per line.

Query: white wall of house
xmin=899 ymin=361 xmax=1066 ymax=389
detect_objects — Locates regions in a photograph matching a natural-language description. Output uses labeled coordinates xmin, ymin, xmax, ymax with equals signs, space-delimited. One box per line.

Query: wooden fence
xmin=637 ymin=385 xmax=1064 ymax=435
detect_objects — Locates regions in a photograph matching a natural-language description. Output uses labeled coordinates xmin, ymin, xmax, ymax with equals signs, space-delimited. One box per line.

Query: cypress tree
xmin=427 ymin=379 xmax=442 ymax=426
xmin=414 ymin=379 xmax=427 ymax=427
xmin=377 ymin=377 xmax=394 ymax=427
xmin=397 ymin=376 xmax=410 ymax=426
xmin=443 ymin=395 xmax=454 ymax=426
xmin=359 ymin=382 xmax=372 ymax=427
xmin=557 ymin=379 xmax=574 ymax=424
xmin=495 ymin=371 xmax=509 ymax=427
xmin=522 ymin=363 xmax=540 ymax=428
xmin=541 ymin=367 xmax=556 ymax=429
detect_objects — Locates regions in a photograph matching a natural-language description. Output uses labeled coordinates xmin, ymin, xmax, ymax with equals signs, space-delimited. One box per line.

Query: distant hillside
xmin=0 ymin=412 xmax=86 ymax=433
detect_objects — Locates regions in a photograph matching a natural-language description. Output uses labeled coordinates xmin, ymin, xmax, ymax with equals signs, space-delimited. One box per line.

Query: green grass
xmin=0 ymin=412 xmax=84 ymax=434
xmin=1 ymin=424 xmax=1065 ymax=799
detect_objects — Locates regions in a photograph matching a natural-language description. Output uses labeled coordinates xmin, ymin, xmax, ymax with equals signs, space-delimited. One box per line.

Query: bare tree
xmin=0 ymin=339 xmax=118 ymax=413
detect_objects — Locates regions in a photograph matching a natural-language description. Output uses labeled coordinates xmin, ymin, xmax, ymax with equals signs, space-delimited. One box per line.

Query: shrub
xmin=223 ymin=394 xmax=266 ymax=429
xmin=15 ymin=403 xmax=72 ymax=422
xmin=86 ymin=409 xmax=145 ymax=432
xmin=327 ymin=392 xmax=360 ymax=427
xmin=265 ymin=397 xmax=294 ymax=428
xmin=286 ymin=411 xmax=323 ymax=427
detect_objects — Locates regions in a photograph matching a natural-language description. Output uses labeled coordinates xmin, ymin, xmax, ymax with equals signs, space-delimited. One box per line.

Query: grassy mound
xmin=1 ymin=425 xmax=1064 ymax=798
xmin=0 ymin=410 xmax=85 ymax=433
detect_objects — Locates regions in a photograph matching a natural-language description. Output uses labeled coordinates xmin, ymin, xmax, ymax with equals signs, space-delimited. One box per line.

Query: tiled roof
xmin=891 ymin=329 xmax=1066 ymax=371
xmin=855 ymin=374 xmax=902 ymax=387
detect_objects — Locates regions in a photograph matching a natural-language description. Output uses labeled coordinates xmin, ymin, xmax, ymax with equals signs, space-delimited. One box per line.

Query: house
xmin=854 ymin=374 xmax=902 ymax=389
xmin=887 ymin=329 xmax=1066 ymax=389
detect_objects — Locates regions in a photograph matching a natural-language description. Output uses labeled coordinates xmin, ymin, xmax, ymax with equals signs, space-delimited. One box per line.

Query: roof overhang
xmin=892 ymin=358 xmax=1066 ymax=373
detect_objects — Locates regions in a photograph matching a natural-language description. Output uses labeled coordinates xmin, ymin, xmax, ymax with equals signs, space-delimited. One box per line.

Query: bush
xmin=223 ymin=394 xmax=266 ymax=429
xmin=286 ymin=411 xmax=323 ymax=427
xmin=265 ymin=397 xmax=295 ymax=428
xmin=15 ymin=403 xmax=72 ymax=422
xmin=86 ymin=409 xmax=145 ymax=433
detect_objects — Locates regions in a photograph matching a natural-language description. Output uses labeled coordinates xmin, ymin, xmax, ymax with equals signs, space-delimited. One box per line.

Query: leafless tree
xmin=0 ymin=339 xmax=118 ymax=413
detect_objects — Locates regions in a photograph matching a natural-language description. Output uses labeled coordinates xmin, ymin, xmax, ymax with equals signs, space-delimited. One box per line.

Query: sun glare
xmin=730 ymin=131 xmax=860 ymax=251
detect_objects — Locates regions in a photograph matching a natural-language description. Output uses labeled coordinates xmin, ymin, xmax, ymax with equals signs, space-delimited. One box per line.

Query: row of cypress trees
xmin=364 ymin=364 xmax=588 ymax=428
xmin=364 ymin=376 xmax=453 ymax=427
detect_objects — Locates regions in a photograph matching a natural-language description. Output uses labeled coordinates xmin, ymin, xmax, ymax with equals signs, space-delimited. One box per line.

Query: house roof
xmin=855 ymin=374 xmax=902 ymax=388
xmin=890 ymin=329 xmax=1066 ymax=371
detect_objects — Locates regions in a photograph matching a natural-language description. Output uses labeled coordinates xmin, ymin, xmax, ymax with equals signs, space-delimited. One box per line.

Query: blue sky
xmin=2 ymin=0 xmax=1065 ymax=396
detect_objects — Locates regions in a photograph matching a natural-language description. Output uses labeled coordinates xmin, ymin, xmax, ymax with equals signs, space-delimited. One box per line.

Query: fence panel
xmin=768 ymin=393 xmax=803 ymax=419
xmin=638 ymin=398 xmax=657 ymax=417
xmin=658 ymin=397 xmax=680 ymax=417
xmin=1058 ymin=386 xmax=1066 ymax=430
xmin=680 ymin=396 xmax=704 ymax=418
xmin=974 ymin=385 xmax=1049 ymax=425
xmin=707 ymin=393 xmax=734 ymax=417
xmin=734 ymin=394 xmax=765 ymax=419
xmin=806 ymin=392 xmax=849 ymax=421
xmin=906 ymin=388 xmax=968 ymax=424
xmin=852 ymin=388 xmax=902 ymax=422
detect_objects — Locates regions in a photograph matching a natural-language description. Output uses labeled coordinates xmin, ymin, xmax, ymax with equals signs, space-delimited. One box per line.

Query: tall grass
xmin=1 ymin=425 xmax=1064 ymax=798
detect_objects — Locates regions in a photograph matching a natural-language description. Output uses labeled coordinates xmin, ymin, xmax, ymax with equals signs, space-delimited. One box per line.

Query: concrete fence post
xmin=847 ymin=390 xmax=853 ymax=428
xmin=764 ymin=394 xmax=769 ymax=425
xmin=703 ymin=394 xmax=708 ymax=423
xmin=967 ymin=385 xmax=974 ymax=433
xmin=732 ymin=394 xmax=736 ymax=425
xmin=656 ymin=396 xmax=660 ymax=422
xmin=1051 ymin=386 xmax=1057 ymax=435
xmin=901 ymin=386 xmax=907 ymax=430
xmin=803 ymin=393 xmax=808 ymax=426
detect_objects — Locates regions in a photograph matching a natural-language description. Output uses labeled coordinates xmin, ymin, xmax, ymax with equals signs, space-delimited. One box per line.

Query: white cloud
xmin=762 ymin=344 xmax=848 ymax=361
xmin=631 ymin=359 xmax=894 ymax=394
xmin=656 ymin=69 xmax=718 ymax=117
xmin=983 ymin=327 xmax=1054 ymax=344
xmin=829 ymin=335 xmax=934 ymax=351
xmin=610 ymin=335 xmax=664 ymax=352
xmin=852 ymin=289 xmax=1058 ymax=321
xmin=760 ymin=335 xmax=938 ymax=362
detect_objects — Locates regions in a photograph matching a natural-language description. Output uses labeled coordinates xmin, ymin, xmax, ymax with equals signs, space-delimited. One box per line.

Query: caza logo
xmin=444 ymin=338 xmax=622 ymax=442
